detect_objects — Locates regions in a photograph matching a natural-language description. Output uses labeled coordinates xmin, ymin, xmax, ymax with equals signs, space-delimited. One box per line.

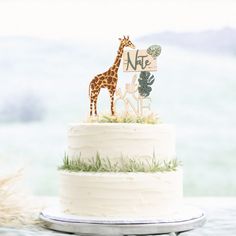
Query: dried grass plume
xmin=0 ymin=169 xmax=40 ymax=227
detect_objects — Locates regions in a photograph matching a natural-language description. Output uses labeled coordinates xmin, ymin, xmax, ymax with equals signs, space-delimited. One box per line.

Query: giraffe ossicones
xmin=89 ymin=36 xmax=135 ymax=116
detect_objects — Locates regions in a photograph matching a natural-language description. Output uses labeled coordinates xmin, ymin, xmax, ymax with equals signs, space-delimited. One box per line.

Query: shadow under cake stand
xmin=40 ymin=204 xmax=206 ymax=236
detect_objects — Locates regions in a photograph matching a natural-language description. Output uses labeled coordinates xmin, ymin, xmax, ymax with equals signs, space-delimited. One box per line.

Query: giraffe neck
xmin=112 ymin=43 xmax=125 ymax=73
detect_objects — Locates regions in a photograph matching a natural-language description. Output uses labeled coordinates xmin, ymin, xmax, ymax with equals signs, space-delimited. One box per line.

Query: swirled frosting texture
xmin=59 ymin=170 xmax=183 ymax=219
xmin=67 ymin=123 xmax=176 ymax=162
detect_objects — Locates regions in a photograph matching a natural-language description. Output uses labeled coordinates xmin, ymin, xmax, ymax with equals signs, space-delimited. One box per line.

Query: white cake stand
xmin=40 ymin=205 xmax=206 ymax=236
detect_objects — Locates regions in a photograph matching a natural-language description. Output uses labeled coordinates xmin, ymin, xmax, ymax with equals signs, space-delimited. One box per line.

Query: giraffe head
xmin=119 ymin=36 xmax=135 ymax=49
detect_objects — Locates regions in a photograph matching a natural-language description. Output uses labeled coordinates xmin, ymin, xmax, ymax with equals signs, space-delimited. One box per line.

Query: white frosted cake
xmin=59 ymin=123 xmax=183 ymax=220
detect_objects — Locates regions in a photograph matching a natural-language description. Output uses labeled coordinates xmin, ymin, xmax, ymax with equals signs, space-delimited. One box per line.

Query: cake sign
xmin=115 ymin=44 xmax=160 ymax=116
xmin=123 ymin=49 xmax=157 ymax=72
xmin=123 ymin=45 xmax=161 ymax=72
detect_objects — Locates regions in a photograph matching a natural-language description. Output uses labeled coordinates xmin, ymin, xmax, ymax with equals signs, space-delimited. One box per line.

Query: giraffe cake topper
xmin=88 ymin=36 xmax=161 ymax=118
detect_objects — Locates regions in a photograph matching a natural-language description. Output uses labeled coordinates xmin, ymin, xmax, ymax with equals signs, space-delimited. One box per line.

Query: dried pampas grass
xmin=0 ymin=169 xmax=40 ymax=227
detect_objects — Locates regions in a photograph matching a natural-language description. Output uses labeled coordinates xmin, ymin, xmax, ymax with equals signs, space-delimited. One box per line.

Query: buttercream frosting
xmin=67 ymin=123 xmax=176 ymax=162
xmin=59 ymin=169 xmax=183 ymax=219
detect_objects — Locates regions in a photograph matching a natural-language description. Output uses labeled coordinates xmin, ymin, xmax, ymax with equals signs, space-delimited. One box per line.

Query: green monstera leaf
xmin=147 ymin=45 xmax=162 ymax=58
xmin=138 ymin=71 xmax=155 ymax=97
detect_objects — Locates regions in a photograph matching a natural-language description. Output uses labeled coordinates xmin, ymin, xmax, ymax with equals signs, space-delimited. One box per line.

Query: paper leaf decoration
xmin=146 ymin=45 xmax=162 ymax=58
xmin=138 ymin=71 xmax=155 ymax=97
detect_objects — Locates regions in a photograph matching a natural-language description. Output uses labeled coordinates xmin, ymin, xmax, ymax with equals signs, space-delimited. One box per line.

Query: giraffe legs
xmin=90 ymin=89 xmax=100 ymax=116
xmin=90 ymin=85 xmax=116 ymax=116
xmin=111 ymin=94 xmax=115 ymax=116
xmin=108 ymin=88 xmax=115 ymax=116
xmin=94 ymin=97 xmax=98 ymax=116
xmin=90 ymin=96 xmax=94 ymax=116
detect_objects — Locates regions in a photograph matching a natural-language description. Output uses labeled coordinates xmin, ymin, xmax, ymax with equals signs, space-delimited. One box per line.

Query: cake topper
xmin=138 ymin=71 xmax=155 ymax=97
xmin=89 ymin=36 xmax=135 ymax=116
xmin=88 ymin=37 xmax=161 ymax=117
xmin=115 ymin=74 xmax=153 ymax=116
xmin=114 ymin=44 xmax=160 ymax=116
xmin=123 ymin=49 xmax=157 ymax=72
xmin=147 ymin=45 xmax=162 ymax=58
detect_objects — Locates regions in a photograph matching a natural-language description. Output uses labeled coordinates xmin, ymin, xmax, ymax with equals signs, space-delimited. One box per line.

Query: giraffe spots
xmin=107 ymin=77 xmax=112 ymax=84
xmin=97 ymin=80 xmax=102 ymax=85
xmin=107 ymin=84 xmax=115 ymax=91
xmin=107 ymin=76 xmax=117 ymax=85
xmin=90 ymin=83 xmax=95 ymax=90
xmin=109 ymin=70 xmax=115 ymax=76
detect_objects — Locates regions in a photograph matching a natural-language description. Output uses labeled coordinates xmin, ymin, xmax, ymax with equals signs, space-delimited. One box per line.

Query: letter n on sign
xmin=123 ymin=49 xmax=157 ymax=72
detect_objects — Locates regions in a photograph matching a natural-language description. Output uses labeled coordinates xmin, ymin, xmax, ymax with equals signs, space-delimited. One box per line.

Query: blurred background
xmin=0 ymin=0 xmax=236 ymax=196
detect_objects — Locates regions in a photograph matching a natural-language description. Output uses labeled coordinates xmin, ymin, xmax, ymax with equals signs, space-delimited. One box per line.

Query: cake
xmin=58 ymin=37 xmax=183 ymax=220
xmin=59 ymin=123 xmax=183 ymax=219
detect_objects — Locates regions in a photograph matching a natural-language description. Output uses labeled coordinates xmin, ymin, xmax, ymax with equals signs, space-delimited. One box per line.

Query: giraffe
xmin=89 ymin=36 xmax=135 ymax=116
